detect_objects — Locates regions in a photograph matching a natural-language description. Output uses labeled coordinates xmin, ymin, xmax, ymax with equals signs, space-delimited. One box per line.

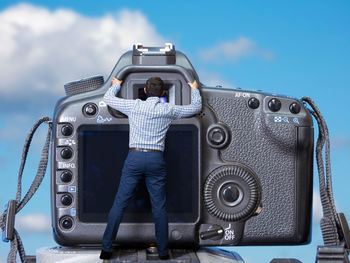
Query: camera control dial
xmin=204 ymin=165 xmax=261 ymax=221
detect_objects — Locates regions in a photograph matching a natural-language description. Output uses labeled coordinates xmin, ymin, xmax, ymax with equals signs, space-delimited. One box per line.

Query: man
xmin=100 ymin=76 xmax=202 ymax=260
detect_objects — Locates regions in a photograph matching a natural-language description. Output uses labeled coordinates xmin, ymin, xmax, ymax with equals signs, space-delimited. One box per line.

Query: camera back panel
xmin=51 ymin=44 xmax=314 ymax=247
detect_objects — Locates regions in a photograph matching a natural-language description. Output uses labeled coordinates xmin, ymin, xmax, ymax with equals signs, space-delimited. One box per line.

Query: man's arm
xmin=103 ymin=78 xmax=135 ymax=116
xmin=172 ymin=80 xmax=202 ymax=119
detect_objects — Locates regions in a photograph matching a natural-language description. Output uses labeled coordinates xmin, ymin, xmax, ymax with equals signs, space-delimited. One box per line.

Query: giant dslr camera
xmin=51 ymin=44 xmax=313 ymax=248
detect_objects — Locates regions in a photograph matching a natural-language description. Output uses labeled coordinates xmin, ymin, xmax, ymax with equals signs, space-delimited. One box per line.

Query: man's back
xmin=103 ymin=82 xmax=202 ymax=151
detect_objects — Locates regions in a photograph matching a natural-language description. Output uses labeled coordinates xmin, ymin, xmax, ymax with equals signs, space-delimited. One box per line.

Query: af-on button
xmin=248 ymin=97 xmax=260 ymax=109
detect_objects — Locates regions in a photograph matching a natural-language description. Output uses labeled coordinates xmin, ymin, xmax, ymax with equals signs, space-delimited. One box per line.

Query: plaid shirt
xmin=103 ymin=83 xmax=202 ymax=151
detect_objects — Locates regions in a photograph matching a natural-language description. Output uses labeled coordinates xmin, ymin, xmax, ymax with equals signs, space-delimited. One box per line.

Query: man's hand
xmin=188 ymin=80 xmax=198 ymax=90
xmin=112 ymin=77 xmax=122 ymax=85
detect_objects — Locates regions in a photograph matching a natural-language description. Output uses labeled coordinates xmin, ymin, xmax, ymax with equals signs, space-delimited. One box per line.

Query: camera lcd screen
xmin=78 ymin=124 xmax=199 ymax=223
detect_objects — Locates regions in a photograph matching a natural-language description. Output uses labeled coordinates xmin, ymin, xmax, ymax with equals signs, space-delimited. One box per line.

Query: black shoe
xmin=99 ymin=250 xmax=113 ymax=260
xmin=159 ymin=254 xmax=169 ymax=260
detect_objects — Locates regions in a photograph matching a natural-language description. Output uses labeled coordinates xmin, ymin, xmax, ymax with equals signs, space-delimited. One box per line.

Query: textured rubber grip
xmin=64 ymin=75 xmax=104 ymax=96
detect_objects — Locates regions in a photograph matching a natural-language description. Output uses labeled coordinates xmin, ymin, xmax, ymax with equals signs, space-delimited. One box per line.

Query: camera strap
xmin=301 ymin=97 xmax=350 ymax=262
xmin=0 ymin=117 xmax=52 ymax=263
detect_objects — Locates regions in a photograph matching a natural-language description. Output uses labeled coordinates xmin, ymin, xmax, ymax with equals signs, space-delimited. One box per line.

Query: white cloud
xmin=0 ymin=3 xmax=165 ymax=99
xmin=15 ymin=213 xmax=51 ymax=233
xmin=313 ymin=189 xmax=323 ymax=224
xmin=197 ymin=70 xmax=235 ymax=89
xmin=199 ymin=37 xmax=274 ymax=63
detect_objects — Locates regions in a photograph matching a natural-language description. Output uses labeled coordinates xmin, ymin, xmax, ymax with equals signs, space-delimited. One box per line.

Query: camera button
xmin=289 ymin=102 xmax=301 ymax=114
xmin=268 ymin=98 xmax=282 ymax=112
xmin=83 ymin=103 xmax=98 ymax=117
xmin=248 ymin=97 xmax=260 ymax=109
xmin=60 ymin=216 xmax=74 ymax=230
xmin=206 ymin=124 xmax=230 ymax=149
xmin=61 ymin=194 xmax=73 ymax=206
xmin=61 ymin=124 xmax=73 ymax=136
xmin=60 ymin=147 xmax=73 ymax=159
xmin=60 ymin=171 xmax=72 ymax=183
xmin=209 ymin=128 xmax=225 ymax=145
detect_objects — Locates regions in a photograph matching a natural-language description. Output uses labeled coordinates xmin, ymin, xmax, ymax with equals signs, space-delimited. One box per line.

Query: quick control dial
xmin=204 ymin=165 xmax=261 ymax=221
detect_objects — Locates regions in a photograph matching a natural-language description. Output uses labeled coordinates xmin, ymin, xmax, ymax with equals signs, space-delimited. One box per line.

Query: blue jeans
xmin=101 ymin=151 xmax=169 ymax=256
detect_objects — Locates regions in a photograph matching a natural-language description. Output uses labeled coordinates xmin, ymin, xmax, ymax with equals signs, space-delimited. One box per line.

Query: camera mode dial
xmin=204 ymin=165 xmax=261 ymax=221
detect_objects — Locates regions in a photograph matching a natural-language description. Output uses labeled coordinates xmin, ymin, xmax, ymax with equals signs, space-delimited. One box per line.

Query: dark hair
xmin=146 ymin=77 xmax=164 ymax=97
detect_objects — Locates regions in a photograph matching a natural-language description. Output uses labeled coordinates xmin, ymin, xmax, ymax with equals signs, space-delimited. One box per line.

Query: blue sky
xmin=0 ymin=1 xmax=349 ymax=262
